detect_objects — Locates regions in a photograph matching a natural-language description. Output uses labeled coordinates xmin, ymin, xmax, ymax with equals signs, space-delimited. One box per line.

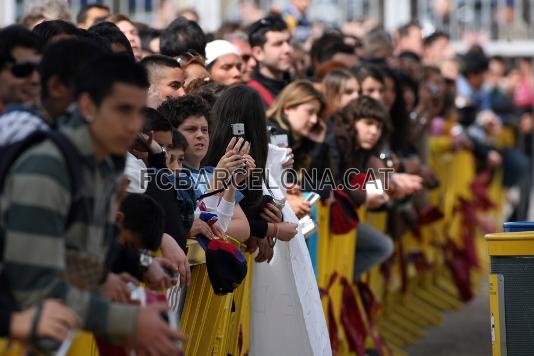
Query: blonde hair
xmin=267 ymin=80 xmax=326 ymax=131
xmin=322 ymin=68 xmax=357 ymax=113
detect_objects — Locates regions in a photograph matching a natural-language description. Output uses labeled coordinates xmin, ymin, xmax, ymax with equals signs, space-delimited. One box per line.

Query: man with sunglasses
xmin=0 ymin=25 xmax=41 ymax=113
xmin=0 ymin=36 xmax=108 ymax=146
xmin=247 ymin=15 xmax=293 ymax=107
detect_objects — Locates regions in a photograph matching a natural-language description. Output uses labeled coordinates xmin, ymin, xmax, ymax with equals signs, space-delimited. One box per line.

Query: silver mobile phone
xmin=231 ymin=123 xmax=246 ymax=169
xmin=298 ymin=215 xmax=317 ymax=238
xmin=231 ymin=123 xmax=245 ymax=138
xmin=304 ymin=192 xmax=320 ymax=205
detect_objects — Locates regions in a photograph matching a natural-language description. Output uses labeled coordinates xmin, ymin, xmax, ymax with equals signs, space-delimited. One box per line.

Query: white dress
xmin=249 ymin=144 xmax=331 ymax=356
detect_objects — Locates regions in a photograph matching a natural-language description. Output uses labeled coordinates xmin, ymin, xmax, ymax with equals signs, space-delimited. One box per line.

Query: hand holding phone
xmin=298 ymin=215 xmax=317 ymax=238
xmin=365 ymin=179 xmax=384 ymax=195
xmin=306 ymin=120 xmax=326 ymax=143
xmin=304 ymin=192 xmax=320 ymax=205
xmin=231 ymin=123 xmax=245 ymax=138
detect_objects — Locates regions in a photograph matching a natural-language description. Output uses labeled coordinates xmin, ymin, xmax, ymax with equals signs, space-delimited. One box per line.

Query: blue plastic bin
xmin=503 ymin=221 xmax=534 ymax=232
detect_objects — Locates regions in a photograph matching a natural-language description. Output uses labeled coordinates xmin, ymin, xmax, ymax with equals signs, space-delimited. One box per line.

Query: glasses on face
xmin=9 ymin=61 xmax=39 ymax=78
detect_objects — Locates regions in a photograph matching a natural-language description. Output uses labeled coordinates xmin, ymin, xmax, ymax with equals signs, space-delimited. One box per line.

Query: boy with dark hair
xmin=0 ymin=25 xmax=41 ymax=112
xmin=32 ymin=20 xmax=80 ymax=44
xmin=168 ymin=131 xmax=188 ymax=171
xmin=317 ymin=40 xmax=358 ymax=69
xmin=247 ymin=15 xmax=292 ymax=105
xmin=140 ymin=54 xmax=185 ymax=102
xmin=39 ymin=38 xmax=110 ymax=116
xmin=1 ymin=53 xmax=184 ymax=355
xmin=157 ymin=94 xmax=211 ymax=129
xmin=89 ymin=21 xmax=136 ymax=59
xmin=423 ymin=31 xmax=454 ymax=65
xmin=77 ymin=3 xmax=110 ymax=29
xmin=136 ymin=23 xmax=161 ymax=57
xmin=160 ymin=17 xmax=207 ymax=58
xmin=110 ymin=14 xmax=143 ymax=61
xmin=142 ymin=107 xmax=174 ymax=149
xmin=116 ymin=193 xmax=165 ymax=251
xmin=157 ymin=95 xmax=221 ymax=242
xmin=130 ymin=106 xmax=194 ymax=250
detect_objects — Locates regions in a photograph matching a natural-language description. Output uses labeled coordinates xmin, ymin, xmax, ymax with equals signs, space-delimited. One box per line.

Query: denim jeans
xmin=353 ymin=223 xmax=394 ymax=279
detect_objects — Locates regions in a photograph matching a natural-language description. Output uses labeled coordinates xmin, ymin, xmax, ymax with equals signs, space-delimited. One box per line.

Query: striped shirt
xmin=0 ymin=108 xmax=138 ymax=340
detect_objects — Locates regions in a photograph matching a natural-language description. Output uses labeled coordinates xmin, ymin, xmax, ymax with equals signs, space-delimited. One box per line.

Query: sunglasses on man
xmin=8 ymin=61 xmax=39 ymax=78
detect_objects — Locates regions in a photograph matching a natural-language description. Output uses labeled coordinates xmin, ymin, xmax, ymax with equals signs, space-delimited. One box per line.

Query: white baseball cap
xmin=205 ymin=40 xmax=240 ymax=66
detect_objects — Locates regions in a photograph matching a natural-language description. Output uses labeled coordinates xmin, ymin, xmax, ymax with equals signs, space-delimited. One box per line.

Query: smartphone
xmin=310 ymin=121 xmax=322 ymax=133
xmin=365 ymin=179 xmax=384 ymax=195
xmin=298 ymin=215 xmax=317 ymax=238
xmin=304 ymin=192 xmax=320 ymax=205
xmin=231 ymin=123 xmax=247 ymax=169
xmin=231 ymin=123 xmax=245 ymax=138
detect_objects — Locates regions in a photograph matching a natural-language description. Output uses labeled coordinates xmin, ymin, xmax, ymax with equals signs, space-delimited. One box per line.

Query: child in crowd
xmin=115 ymin=193 xmax=165 ymax=251
xmin=333 ymin=95 xmax=395 ymax=277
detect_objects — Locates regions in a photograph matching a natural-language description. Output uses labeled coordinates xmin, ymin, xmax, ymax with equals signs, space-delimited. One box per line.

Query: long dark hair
xmin=333 ymin=96 xmax=390 ymax=153
xmin=380 ymin=66 xmax=411 ymax=154
xmin=203 ymin=85 xmax=269 ymax=207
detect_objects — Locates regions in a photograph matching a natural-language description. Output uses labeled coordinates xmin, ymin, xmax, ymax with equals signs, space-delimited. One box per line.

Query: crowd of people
xmin=0 ymin=0 xmax=532 ymax=355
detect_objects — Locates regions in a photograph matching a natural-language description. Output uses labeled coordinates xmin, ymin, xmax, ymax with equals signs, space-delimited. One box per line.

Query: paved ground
xmin=404 ymin=279 xmax=491 ymax=356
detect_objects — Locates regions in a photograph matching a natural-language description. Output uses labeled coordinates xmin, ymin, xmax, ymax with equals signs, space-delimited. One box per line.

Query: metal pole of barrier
xmin=482 ymin=0 xmax=492 ymax=40
xmin=450 ymin=0 xmax=458 ymax=41
xmin=497 ymin=0 xmax=506 ymax=41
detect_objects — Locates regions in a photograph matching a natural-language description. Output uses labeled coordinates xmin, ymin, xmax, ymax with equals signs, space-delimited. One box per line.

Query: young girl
xmin=354 ymin=64 xmax=385 ymax=101
xmin=205 ymin=84 xmax=329 ymax=356
xmin=322 ymin=68 xmax=359 ymax=114
xmin=333 ymin=95 xmax=395 ymax=277
xmin=267 ymin=80 xmax=338 ymax=215
xmin=204 ymin=85 xmax=298 ymax=258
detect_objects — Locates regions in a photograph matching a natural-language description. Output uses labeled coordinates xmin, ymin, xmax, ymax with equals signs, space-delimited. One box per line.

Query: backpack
xmin=0 ymin=128 xmax=85 ymax=316
xmin=0 ymin=129 xmax=84 ymax=260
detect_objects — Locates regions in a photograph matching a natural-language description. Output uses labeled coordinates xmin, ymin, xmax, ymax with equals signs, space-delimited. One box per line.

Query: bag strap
xmin=247 ymin=80 xmax=275 ymax=107
xmin=45 ymin=131 xmax=84 ymax=228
